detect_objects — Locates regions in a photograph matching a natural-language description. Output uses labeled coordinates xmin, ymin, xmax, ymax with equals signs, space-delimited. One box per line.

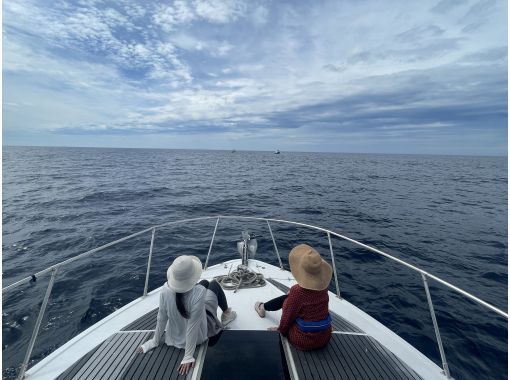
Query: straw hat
xmin=167 ymin=255 xmax=203 ymax=293
xmin=289 ymin=244 xmax=333 ymax=291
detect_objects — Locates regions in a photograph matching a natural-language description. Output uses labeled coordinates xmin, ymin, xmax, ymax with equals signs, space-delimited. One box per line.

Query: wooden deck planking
xmin=366 ymin=336 xmax=423 ymax=380
xmin=285 ymin=334 xmax=424 ymax=380
xmin=55 ymin=329 xmax=423 ymax=380
xmin=123 ymin=338 xmax=168 ymax=379
xmin=152 ymin=345 xmax=178 ymax=379
xmin=55 ymin=275 xmax=425 ymax=380
xmin=352 ymin=334 xmax=400 ymax=380
xmin=56 ymin=344 xmax=101 ymax=380
xmin=89 ymin=332 xmax=138 ymax=379
xmin=121 ymin=308 xmax=158 ymax=331
xmin=320 ymin=338 xmax=352 ymax=379
xmin=87 ymin=332 xmax=150 ymax=379
xmin=331 ymin=334 xmax=367 ymax=379
xmin=73 ymin=333 xmax=124 ymax=379
xmin=341 ymin=334 xmax=383 ymax=379
xmin=344 ymin=334 xmax=393 ymax=380
xmin=91 ymin=334 xmax=133 ymax=379
xmin=81 ymin=330 xmax=194 ymax=380
xmin=104 ymin=332 xmax=148 ymax=380
xmin=120 ymin=338 xmax=156 ymax=380
xmin=119 ymin=335 xmax=190 ymax=380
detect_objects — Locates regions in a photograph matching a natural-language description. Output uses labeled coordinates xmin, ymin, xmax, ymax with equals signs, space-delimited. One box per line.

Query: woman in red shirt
xmin=254 ymin=244 xmax=333 ymax=350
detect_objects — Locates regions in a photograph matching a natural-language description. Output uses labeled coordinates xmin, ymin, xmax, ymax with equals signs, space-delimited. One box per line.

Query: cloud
xmin=431 ymin=0 xmax=468 ymax=13
xmin=153 ymin=0 xmax=249 ymax=31
xmin=153 ymin=2 xmax=195 ymax=32
xmin=395 ymin=25 xmax=445 ymax=43
xmin=462 ymin=47 xmax=507 ymax=63
xmin=193 ymin=0 xmax=247 ymax=23
xmin=3 ymin=0 xmax=507 ymax=155
xmin=461 ymin=0 xmax=498 ymax=32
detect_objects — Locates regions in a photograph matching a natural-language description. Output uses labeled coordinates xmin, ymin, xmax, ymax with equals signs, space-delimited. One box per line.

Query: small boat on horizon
xmin=274 ymin=149 xmax=280 ymax=154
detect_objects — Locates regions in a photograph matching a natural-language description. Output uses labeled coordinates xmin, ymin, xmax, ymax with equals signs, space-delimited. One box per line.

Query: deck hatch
xmin=200 ymin=330 xmax=289 ymax=380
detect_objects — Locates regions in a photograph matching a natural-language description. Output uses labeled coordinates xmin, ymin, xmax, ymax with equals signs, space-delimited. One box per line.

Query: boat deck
xmin=56 ymin=328 xmax=423 ymax=380
xmin=57 ymin=331 xmax=194 ymax=380
xmin=55 ymin=277 xmax=424 ymax=380
xmin=27 ymin=259 xmax=444 ymax=380
xmin=285 ymin=334 xmax=422 ymax=380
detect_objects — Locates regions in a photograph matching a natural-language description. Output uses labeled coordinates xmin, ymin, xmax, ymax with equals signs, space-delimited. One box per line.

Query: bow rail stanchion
xmin=204 ymin=217 xmax=220 ymax=270
xmin=421 ymin=273 xmax=452 ymax=379
xmin=143 ymin=227 xmax=157 ymax=297
xmin=267 ymin=220 xmax=283 ymax=269
xmin=327 ymin=231 xmax=341 ymax=299
xmin=18 ymin=267 xmax=59 ymax=380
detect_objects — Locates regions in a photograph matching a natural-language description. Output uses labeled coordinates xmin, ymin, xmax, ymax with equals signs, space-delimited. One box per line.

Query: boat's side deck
xmin=56 ymin=331 xmax=195 ymax=380
xmin=27 ymin=259 xmax=444 ymax=379
xmin=56 ymin=328 xmax=423 ymax=380
xmin=56 ymin=277 xmax=424 ymax=380
xmin=284 ymin=333 xmax=423 ymax=380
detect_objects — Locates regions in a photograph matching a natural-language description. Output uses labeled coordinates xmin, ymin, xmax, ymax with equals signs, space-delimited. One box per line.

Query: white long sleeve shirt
xmin=140 ymin=283 xmax=221 ymax=364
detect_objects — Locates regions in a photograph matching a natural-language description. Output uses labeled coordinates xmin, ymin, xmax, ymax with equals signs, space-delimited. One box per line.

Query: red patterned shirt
xmin=278 ymin=284 xmax=331 ymax=350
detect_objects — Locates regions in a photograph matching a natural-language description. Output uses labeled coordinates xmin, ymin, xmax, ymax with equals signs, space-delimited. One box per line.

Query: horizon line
xmin=2 ymin=144 xmax=507 ymax=158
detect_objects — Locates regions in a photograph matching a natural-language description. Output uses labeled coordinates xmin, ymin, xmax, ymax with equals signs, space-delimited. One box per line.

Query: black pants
xmin=264 ymin=295 xmax=288 ymax=311
xmin=198 ymin=279 xmax=228 ymax=311
xmin=198 ymin=279 xmax=227 ymax=347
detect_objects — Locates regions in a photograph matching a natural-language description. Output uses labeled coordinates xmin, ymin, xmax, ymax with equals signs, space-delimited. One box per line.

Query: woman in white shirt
xmin=137 ymin=255 xmax=237 ymax=375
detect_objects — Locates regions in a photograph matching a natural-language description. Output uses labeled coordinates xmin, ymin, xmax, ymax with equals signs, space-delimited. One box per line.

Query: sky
xmin=2 ymin=0 xmax=508 ymax=155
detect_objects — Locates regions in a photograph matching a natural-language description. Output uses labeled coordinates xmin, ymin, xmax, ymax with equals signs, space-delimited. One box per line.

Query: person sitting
xmin=254 ymin=244 xmax=332 ymax=350
xmin=137 ymin=255 xmax=237 ymax=375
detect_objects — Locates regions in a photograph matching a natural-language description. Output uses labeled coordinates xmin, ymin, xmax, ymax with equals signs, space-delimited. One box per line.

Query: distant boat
xmin=231 ymin=149 xmax=236 ymax=153
xmin=274 ymin=149 xmax=280 ymax=154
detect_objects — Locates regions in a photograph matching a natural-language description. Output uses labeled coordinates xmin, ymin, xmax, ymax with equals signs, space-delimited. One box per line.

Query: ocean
xmin=2 ymin=145 xmax=507 ymax=379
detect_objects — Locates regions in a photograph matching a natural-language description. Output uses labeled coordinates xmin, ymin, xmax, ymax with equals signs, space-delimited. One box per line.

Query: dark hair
xmin=176 ymin=292 xmax=190 ymax=319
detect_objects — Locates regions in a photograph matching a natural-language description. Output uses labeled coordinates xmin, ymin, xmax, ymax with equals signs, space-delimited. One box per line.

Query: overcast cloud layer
xmin=3 ymin=0 xmax=508 ymax=155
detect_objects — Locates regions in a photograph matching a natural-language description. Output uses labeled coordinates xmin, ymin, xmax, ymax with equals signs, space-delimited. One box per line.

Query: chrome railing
xmin=3 ymin=216 xmax=508 ymax=379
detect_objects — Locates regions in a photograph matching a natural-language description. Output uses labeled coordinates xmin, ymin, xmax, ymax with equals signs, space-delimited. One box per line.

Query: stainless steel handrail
xmin=327 ymin=231 xmax=341 ymax=299
xmin=2 ymin=227 xmax=154 ymax=294
xmin=422 ymin=273 xmax=452 ymax=378
xmin=267 ymin=220 xmax=283 ymax=269
xmin=3 ymin=215 xmax=507 ymax=379
xmin=204 ymin=218 xmax=220 ymax=270
xmin=5 ymin=215 xmax=506 ymax=318
xmin=143 ymin=227 xmax=156 ymax=297
xmin=17 ymin=267 xmax=59 ymax=380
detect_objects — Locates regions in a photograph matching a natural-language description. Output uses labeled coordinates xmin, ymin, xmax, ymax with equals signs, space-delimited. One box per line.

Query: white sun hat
xmin=167 ymin=255 xmax=203 ymax=293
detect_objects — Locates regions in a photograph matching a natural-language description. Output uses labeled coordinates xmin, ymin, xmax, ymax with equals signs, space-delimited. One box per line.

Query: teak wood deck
xmin=56 ymin=278 xmax=423 ymax=380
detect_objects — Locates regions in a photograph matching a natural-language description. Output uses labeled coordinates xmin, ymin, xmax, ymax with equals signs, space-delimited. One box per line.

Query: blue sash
xmin=295 ymin=314 xmax=332 ymax=332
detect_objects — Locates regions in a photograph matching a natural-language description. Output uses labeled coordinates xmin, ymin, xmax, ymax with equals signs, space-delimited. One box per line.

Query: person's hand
xmin=267 ymin=326 xmax=278 ymax=331
xmin=178 ymin=361 xmax=195 ymax=376
xmin=136 ymin=346 xmax=144 ymax=353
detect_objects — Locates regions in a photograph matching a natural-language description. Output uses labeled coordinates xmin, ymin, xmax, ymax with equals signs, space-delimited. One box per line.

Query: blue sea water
xmin=2 ymin=146 xmax=508 ymax=379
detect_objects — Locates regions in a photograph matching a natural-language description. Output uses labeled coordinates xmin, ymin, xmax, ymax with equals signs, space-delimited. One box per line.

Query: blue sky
xmin=3 ymin=0 xmax=508 ymax=155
